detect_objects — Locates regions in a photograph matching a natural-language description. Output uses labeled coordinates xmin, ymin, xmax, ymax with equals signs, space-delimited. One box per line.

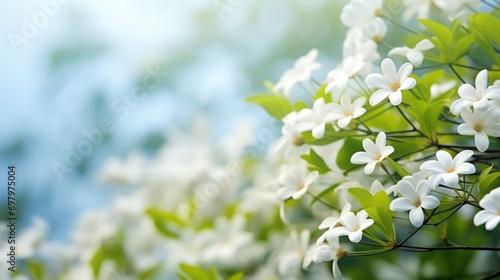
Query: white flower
xmin=275 ymin=49 xmax=321 ymax=97
xmin=297 ymin=98 xmax=337 ymax=139
xmin=277 ymin=165 xmax=319 ymax=200
xmin=273 ymin=111 xmax=309 ymax=160
xmin=365 ymin=58 xmax=417 ymax=106
xmin=325 ymin=55 xmax=366 ymax=92
xmin=340 ymin=0 xmax=383 ymax=28
xmin=329 ymin=95 xmax=367 ymax=128
xmin=317 ymin=203 xmax=352 ymax=245
xmin=328 ymin=210 xmax=374 ymax=243
xmin=450 ymin=70 xmax=500 ymax=115
xmin=278 ymin=230 xmax=310 ymax=277
xmin=402 ymin=0 xmax=433 ymax=21
xmin=388 ymin=39 xmax=434 ymax=67
xmin=303 ymin=241 xmax=345 ymax=280
xmin=457 ymin=108 xmax=500 ymax=152
xmin=419 ymin=150 xmax=476 ymax=188
xmin=474 ymin=188 xmax=500 ymax=230
xmin=351 ymin=132 xmax=395 ymax=174
xmin=390 ymin=180 xmax=440 ymax=227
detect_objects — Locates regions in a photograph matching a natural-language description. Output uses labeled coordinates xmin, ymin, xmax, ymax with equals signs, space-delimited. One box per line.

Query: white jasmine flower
xmin=402 ymin=0 xmax=434 ymax=21
xmin=365 ymin=58 xmax=417 ymax=106
xmin=340 ymin=0 xmax=383 ymax=28
xmin=274 ymin=111 xmax=309 ymax=160
xmin=303 ymin=241 xmax=345 ymax=280
xmin=434 ymin=0 xmax=480 ymax=20
xmin=474 ymin=188 xmax=500 ymax=230
xmin=390 ymin=180 xmax=440 ymax=227
xmin=277 ymin=165 xmax=319 ymax=200
xmin=297 ymin=98 xmax=337 ymax=139
xmin=351 ymin=132 xmax=395 ymax=174
xmin=329 ymin=95 xmax=367 ymax=128
xmin=388 ymin=39 xmax=434 ymax=67
xmin=275 ymin=49 xmax=321 ymax=97
xmin=361 ymin=17 xmax=388 ymax=42
xmin=419 ymin=150 xmax=475 ymax=188
xmin=325 ymin=55 xmax=366 ymax=92
xmin=450 ymin=70 xmax=500 ymax=115
xmin=317 ymin=203 xmax=352 ymax=245
xmin=278 ymin=230 xmax=310 ymax=277
xmin=457 ymin=108 xmax=500 ymax=152
xmin=329 ymin=210 xmax=374 ymax=243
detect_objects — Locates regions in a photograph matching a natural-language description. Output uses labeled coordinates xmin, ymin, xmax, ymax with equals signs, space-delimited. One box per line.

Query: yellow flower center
xmin=293 ymin=136 xmax=305 ymax=146
xmin=391 ymin=82 xmax=401 ymax=92
xmin=446 ymin=167 xmax=455 ymax=173
xmin=298 ymin=184 xmax=305 ymax=190
xmin=414 ymin=200 xmax=421 ymax=207
xmin=474 ymin=123 xmax=483 ymax=132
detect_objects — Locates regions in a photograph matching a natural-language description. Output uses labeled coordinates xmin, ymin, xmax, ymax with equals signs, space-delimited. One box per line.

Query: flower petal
xmin=474 ymin=132 xmax=489 ymax=152
xmin=409 ymin=207 xmax=424 ymax=227
xmin=381 ymin=58 xmax=397 ymax=82
xmin=390 ymin=197 xmax=414 ymax=211
xmin=370 ymin=89 xmax=392 ymax=105
xmin=421 ymin=196 xmax=440 ymax=209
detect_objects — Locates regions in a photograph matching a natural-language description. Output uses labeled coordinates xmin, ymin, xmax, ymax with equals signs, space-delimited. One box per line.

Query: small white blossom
xmin=474 ymin=188 xmax=500 ymax=230
xmin=402 ymin=0 xmax=434 ymax=21
xmin=329 ymin=95 xmax=367 ymax=128
xmin=419 ymin=150 xmax=476 ymax=188
xmin=297 ymin=98 xmax=337 ymax=139
xmin=328 ymin=210 xmax=374 ymax=243
xmin=325 ymin=54 xmax=366 ymax=92
xmin=390 ymin=180 xmax=440 ymax=227
xmin=365 ymin=58 xmax=417 ymax=106
xmin=457 ymin=107 xmax=500 ymax=152
xmin=317 ymin=203 xmax=352 ymax=245
xmin=340 ymin=0 xmax=383 ymax=28
xmin=351 ymin=132 xmax=395 ymax=174
xmin=450 ymin=70 xmax=500 ymax=115
xmin=275 ymin=49 xmax=321 ymax=97
xmin=303 ymin=241 xmax=345 ymax=280
xmin=274 ymin=111 xmax=309 ymax=160
xmin=277 ymin=165 xmax=319 ymax=200
xmin=388 ymin=39 xmax=434 ymax=67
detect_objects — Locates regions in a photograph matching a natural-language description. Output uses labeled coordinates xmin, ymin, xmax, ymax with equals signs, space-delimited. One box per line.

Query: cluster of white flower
xmin=266 ymin=1 xmax=500 ymax=278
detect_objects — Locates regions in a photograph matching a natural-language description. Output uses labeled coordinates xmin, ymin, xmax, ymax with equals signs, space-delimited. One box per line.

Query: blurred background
xmin=0 ymin=0 xmax=346 ymax=243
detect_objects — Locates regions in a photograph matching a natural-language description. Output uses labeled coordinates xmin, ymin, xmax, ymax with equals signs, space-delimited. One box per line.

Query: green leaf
xmin=373 ymin=191 xmax=396 ymax=241
xmin=145 ymin=208 xmax=184 ymax=238
xmin=245 ymin=94 xmax=293 ymax=120
xmin=314 ymin=84 xmax=332 ymax=103
xmin=478 ymin=171 xmax=500 ymax=198
xmin=404 ymin=100 xmax=443 ymax=139
xmin=337 ymin=138 xmax=363 ymax=171
xmin=452 ymin=35 xmax=474 ymax=60
xmin=294 ymin=101 xmax=309 ymax=111
xmin=301 ymin=148 xmax=331 ymax=174
xmin=419 ymin=19 xmax=453 ymax=60
xmin=468 ymin=14 xmax=500 ymax=65
xmin=348 ymin=188 xmax=395 ymax=242
xmin=228 ymin=272 xmax=245 ymax=280
xmin=27 ymin=260 xmax=45 ymax=280
xmin=385 ymin=157 xmax=411 ymax=178
xmin=310 ymin=183 xmax=339 ymax=206
xmin=178 ymin=264 xmax=211 ymax=280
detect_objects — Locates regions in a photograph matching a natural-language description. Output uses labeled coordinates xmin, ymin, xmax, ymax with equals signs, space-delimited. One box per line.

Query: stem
xmin=395 ymin=106 xmax=427 ymax=138
xmin=451 ymin=63 xmax=500 ymax=71
xmin=306 ymin=192 xmax=339 ymax=210
xmin=380 ymin=162 xmax=398 ymax=183
xmin=396 ymin=244 xmax=500 ymax=252
xmin=448 ymin=64 xmax=466 ymax=84
xmin=381 ymin=15 xmax=418 ymax=34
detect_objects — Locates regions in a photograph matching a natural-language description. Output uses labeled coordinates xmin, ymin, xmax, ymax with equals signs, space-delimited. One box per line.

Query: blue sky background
xmin=0 ymin=0 xmax=345 ymax=241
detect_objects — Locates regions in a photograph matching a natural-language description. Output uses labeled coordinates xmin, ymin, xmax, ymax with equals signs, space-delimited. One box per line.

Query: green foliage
xmin=469 ymin=13 xmax=500 ymax=65
xmin=337 ymin=138 xmax=363 ymax=171
xmin=301 ymin=148 xmax=331 ymax=174
xmin=348 ymin=188 xmax=396 ymax=242
xmin=385 ymin=157 xmax=410 ymax=178
xmin=245 ymin=93 xmax=293 ymax=120
xmin=404 ymin=100 xmax=443 ymax=140
xmin=177 ymin=264 xmax=244 ymax=280
xmin=478 ymin=167 xmax=500 ymax=199
xmin=27 ymin=260 xmax=45 ymax=280
xmin=145 ymin=208 xmax=185 ymax=238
